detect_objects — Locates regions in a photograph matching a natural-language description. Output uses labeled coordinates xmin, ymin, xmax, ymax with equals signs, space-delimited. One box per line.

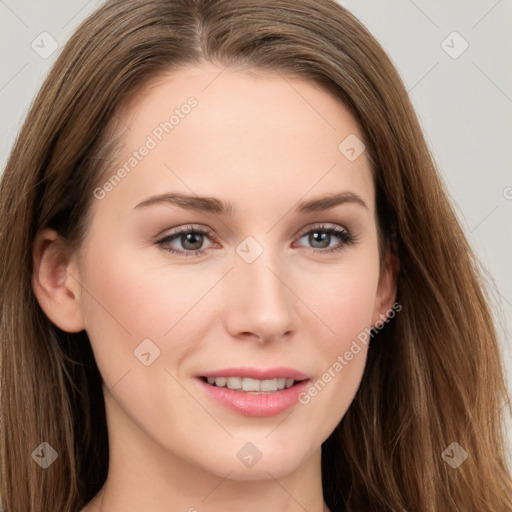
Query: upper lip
xmin=199 ymin=367 xmax=310 ymax=381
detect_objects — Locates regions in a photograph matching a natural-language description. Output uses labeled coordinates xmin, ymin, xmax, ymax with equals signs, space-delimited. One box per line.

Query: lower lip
xmin=196 ymin=378 xmax=311 ymax=417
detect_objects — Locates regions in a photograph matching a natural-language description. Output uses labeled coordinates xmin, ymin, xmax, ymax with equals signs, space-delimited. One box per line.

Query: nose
xmin=223 ymin=245 xmax=298 ymax=344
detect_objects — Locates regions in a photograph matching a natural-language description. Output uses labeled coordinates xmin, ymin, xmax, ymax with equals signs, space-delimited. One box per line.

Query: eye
xmin=156 ymin=225 xmax=215 ymax=257
xmin=294 ymin=224 xmax=357 ymax=253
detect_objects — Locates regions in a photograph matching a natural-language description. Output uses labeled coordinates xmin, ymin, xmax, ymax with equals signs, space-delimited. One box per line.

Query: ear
xmin=371 ymin=244 xmax=400 ymax=326
xmin=32 ymin=229 xmax=85 ymax=333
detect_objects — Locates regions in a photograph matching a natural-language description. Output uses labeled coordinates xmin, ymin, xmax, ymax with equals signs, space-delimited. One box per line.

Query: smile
xmin=201 ymin=376 xmax=300 ymax=392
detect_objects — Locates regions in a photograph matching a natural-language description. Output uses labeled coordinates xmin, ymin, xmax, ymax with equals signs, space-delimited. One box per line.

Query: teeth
xmin=226 ymin=377 xmax=241 ymax=389
xmin=242 ymin=378 xmax=261 ymax=391
xmin=215 ymin=377 xmax=226 ymax=387
xmin=205 ymin=376 xmax=298 ymax=391
xmin=260 ymin=379 xmax=278 ymax=392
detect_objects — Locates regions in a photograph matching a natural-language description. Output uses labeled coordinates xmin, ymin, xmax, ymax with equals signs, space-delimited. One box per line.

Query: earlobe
xmin=372 ymin=247 xmax=400 ymax=326
xmin=32 ymin=229 xmax=85 ymax=333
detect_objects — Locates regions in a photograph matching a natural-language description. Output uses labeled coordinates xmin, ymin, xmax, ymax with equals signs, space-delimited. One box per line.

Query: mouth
xmin=196 ymin=374 xmax=312 ymax=417
xmin=198 ymin=375 xmax=307 ymax=393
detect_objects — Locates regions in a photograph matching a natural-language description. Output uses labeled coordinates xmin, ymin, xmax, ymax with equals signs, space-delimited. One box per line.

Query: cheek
xmin=77 ymin=237 xmax=230 ymax=393
xmin=298 ymin=257 xmax=380 ymax=347
xmin=290 ymin=260 xmax=379 ymax=448
xmin=77 ymin=241 xmax=178 ymax=382
xmin=80 ymin=241 xmax=204 ymax=337
xmin=293 ymin=254 xmax=379 ymax=395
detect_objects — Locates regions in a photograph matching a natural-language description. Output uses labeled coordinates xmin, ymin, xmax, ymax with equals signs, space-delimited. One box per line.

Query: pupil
xmin=182 ymin=232 xmax=203 ymax=250
xmin=309 ymin=231 xmax=330 ymax=249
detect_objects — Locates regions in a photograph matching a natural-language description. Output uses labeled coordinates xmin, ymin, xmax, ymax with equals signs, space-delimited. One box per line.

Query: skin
xmin=33 ymin=64 xmax=397 ymax=512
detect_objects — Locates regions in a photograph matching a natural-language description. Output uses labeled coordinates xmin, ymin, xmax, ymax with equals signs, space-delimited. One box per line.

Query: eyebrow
xmin=133 ymin=191 xmax=368 ymax=215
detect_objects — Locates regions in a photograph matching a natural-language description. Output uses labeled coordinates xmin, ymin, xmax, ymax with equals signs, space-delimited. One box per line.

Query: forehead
xmin=98 ymin=64 xmax=374 ymax=216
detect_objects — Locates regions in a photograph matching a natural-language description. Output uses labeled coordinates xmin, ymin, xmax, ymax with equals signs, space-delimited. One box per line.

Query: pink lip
xmin=196 ymin=377 xmax=311 ymax=417
xmin=198 ymin=366 xmax=310 ymax=381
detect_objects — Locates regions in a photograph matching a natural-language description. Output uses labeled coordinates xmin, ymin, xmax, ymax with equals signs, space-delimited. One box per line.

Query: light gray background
xmin=1 ymin=0 xmax=511 ymax=461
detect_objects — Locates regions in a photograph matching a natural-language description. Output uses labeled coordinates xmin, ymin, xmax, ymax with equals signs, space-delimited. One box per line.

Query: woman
xmin=1 ymin=0 xmax=510 ymax=511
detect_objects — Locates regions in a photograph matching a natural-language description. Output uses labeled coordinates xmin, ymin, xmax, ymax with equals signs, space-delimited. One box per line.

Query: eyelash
xmin=156 ymin=224 xmax=357 ymax=257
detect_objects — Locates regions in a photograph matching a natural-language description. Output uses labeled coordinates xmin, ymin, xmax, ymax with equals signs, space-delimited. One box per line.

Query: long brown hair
xmin=1 ymin=1 xmax=510 ymax=510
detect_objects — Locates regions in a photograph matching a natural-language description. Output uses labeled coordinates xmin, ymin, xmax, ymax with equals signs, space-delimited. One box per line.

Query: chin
xmin=197 ymin=441 xmax=314 ymax=481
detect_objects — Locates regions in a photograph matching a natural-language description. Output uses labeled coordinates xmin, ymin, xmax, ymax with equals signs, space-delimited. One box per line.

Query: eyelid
xmin=294 ymin=222 xmax=349 ymax=239
xmin=154 ymin=223 xmax=213 ymax=240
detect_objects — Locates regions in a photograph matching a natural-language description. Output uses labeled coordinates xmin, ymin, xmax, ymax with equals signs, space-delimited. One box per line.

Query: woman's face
xmin=67 ymin=64 xmax=395 ymax=480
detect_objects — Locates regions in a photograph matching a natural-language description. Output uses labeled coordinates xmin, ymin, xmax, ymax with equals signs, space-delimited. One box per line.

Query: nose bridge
xmin=227 ymin=237 xmax=296 ymax=340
